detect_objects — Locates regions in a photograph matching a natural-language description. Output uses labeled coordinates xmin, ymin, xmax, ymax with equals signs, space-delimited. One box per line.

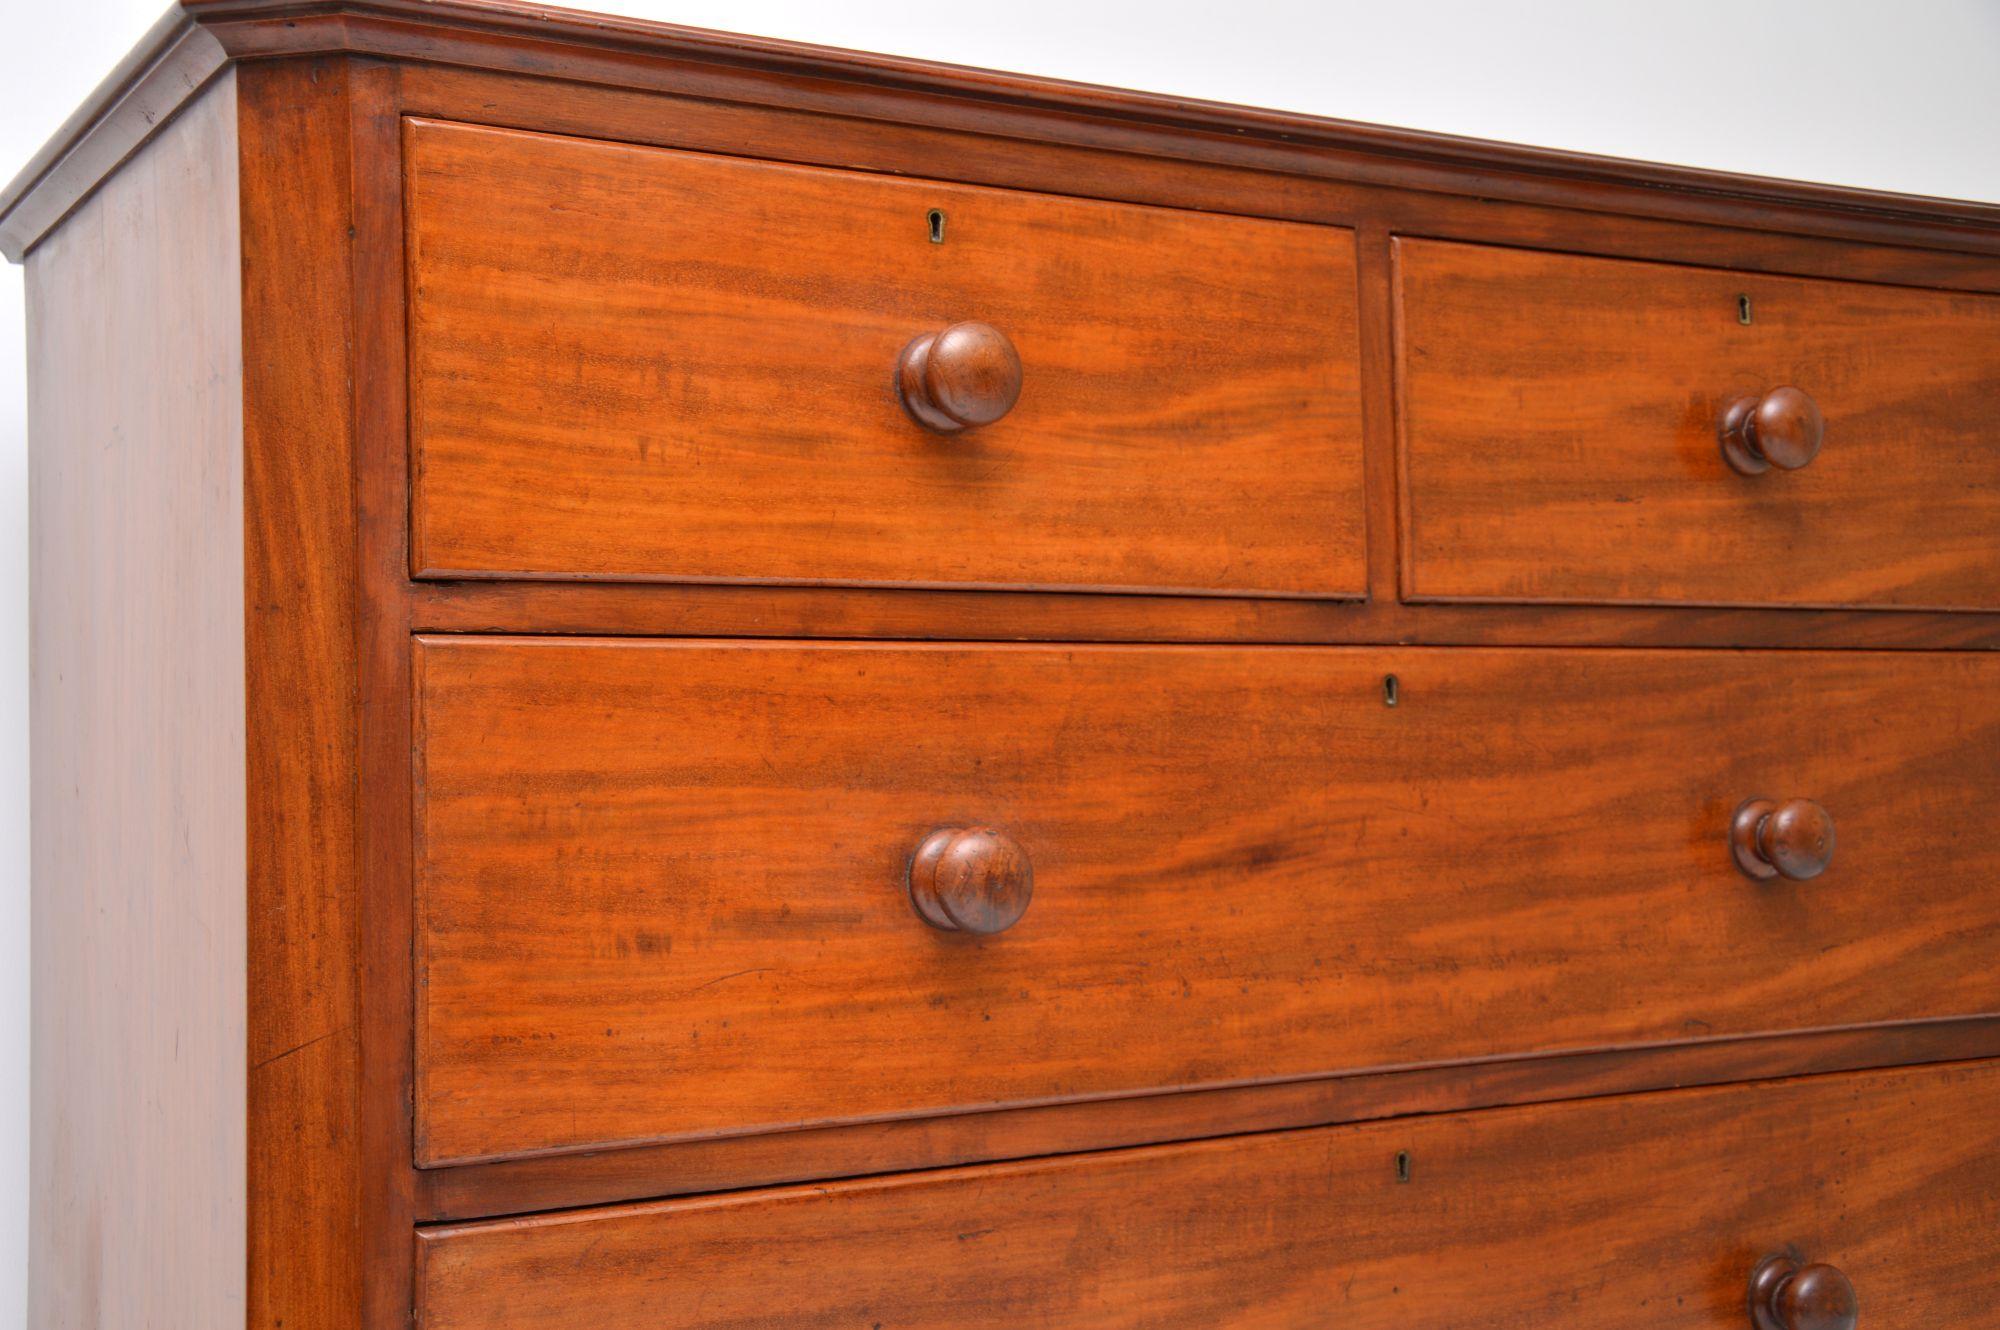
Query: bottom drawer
xmin=416 ymin=1060 xmax=1999 ymax=1328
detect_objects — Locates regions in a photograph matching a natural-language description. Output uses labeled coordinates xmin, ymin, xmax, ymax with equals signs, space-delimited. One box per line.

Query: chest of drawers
xmin=7 ymin=3 xmax=1998 ymax=1327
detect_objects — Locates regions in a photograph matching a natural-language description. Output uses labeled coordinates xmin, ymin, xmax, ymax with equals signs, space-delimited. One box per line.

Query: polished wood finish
xmin=908 ymin=827 xmax=1034 ymax=935
xmin=13 ymin=2 xmax=2000 ymax=265
xmin=347 ymin=60 xmax=426 ymax=1330
xmin=417 ymin=1015 xmax=2000 ymax=1221
xmin=1720 ymin=386 xmax=1826 ymax=475
xmin=1751 ymin=1255 xmax=1861 ymax=1330
xmin=405 ymin=118 xmax=1365 ymax=597
xmin=410 ymin=578 xmax=2000 ymax=650
xmin=415 ymin=639 xmax=2000 ymax=1166
xmin=897 ymin=322 xmax=1024 ymax=433
xmin=383 ymin=58 xmax=2000 ymax=296
xmin=1732 ymin=797 xmax=1838 ymax=881
xmin=10 ymin=5 xmax=2000 ymax=1327
xmin=415 ymin=1059 xmax=2000 ymax=1329
xmin=1399 ymin=239 xmax=2000 ymax=610
xmin=23 ymin=55 xmax=380 ymax=1330
xmin=237 ymin=58 xmax=373 ymax=1330
xmin=25 ymin=75 xmax=247 ymax=1329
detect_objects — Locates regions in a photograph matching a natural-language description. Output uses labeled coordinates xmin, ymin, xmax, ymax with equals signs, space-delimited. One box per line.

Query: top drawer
xmin=404 ymin=120 xmax=1366 ymax=596
xmin=1398 ymin=239 xmax=2000 ymax=611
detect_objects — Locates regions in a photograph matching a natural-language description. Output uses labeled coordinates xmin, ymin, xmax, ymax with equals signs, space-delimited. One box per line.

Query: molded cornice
xmin=6 ymin=0 xmax=2000 ymax=262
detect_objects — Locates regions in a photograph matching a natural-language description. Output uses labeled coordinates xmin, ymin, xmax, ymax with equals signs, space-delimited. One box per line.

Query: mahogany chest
xmin=6 ymin=3 xmax=1997 ymax=1326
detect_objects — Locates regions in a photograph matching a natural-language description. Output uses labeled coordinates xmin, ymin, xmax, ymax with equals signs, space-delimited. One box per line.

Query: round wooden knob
xmin=1732 ymin=798 xmax=1836 ymax=881
xmin=1750 ymin=1256 xmax=1857 ymax=1330
xmin=897 ymin=322 xmax=1022 ymax=432
xmin=1720 ymin=386 xmax=1825 ymax=474
xmin=908 ymin=827 xmax=1032 ymax=935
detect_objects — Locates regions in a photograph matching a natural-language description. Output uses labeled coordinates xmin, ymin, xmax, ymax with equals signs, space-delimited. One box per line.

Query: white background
xmin=1 ymin=0 xmax=1996 ymax=1323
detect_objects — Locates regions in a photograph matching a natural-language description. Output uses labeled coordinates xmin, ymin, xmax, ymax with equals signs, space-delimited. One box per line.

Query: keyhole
xmin=1383 ymin=674 xmax=1400 ymax=708
xmin=1737 ymin=294 xmax=1753 ymax=325
xmin=1395 ymin=1151 xmax=1412 ymax=1183
xmin=927 ymin=209 xmax=946 ymax=244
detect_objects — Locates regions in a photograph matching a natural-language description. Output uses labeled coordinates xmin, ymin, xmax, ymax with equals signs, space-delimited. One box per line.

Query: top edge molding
xmin=0 ymin=11 xmax=227 ymax=261
xmin=6 ymin=0 xmax=2000 ymax=262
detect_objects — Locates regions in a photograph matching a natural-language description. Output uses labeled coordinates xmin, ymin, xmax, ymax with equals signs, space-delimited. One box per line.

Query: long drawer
xmin=413 ymin=639 xmax=2000 ymax=1165
xmin=404 ymin=119 xmax=1365 ymax=596
xmin=1397 ymin=238 xmax=2000 ymax=610
xmin=415 ymin=1059 xmax=2000 ymax=1328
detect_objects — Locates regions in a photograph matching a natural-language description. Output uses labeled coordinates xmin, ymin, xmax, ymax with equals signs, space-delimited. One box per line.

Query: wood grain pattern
xmin=418 ymin=1016 xmax=2000 ymax=1221
xmin=1752 ymin=1256 xmax=1860 ymax=1330
xmin=896 ymin=320 xmax=1024 ymax=433
xmin=25 ymin=75 xmax=246 ymax=1328
xmin=12 ymin=4 xmax=2000 ymax=277
xmin=405 ymin=118 xmax=1365 ymax=596
xmin=12 ymin=10 xmax=2000 ymax=1325
xmin=238 ymin=57 xmax=367 ymax=1330
xmin=1719 ymin=385 xmax=1826 ymax=475
xmin=907 ymin=826 xmax=1035 ymax=935
xmin=391 ymin=61 xmax=2000 ymax=296
xmin=349 ymin=58 xmax=427 ymax=1330
xmin=415 ymin=639 xmax=2000 ymax=1166
xmin=178 ymin=4 xmax=2000 ymax=253
xmin=408 ymin=573 xmax=2000 ymax=650
xmin=415 ymin=1059 xmax=2000 ymax=1329
xmin=1399 ymin=238 xmax=2000 ymax=611
xmin=1733 ymin=797 xmax=1838 ymax=882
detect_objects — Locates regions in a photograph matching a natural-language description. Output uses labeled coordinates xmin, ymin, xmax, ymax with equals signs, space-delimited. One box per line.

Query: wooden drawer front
xmin=417 ymin=1060 xmax=2000 ymax=1328
xmin=1398 ymin=239 xmax=2000 ymax=610
xmin=404 ymin=119 xmax=1365 ymax=596
xmin=414 ymin=639 xmax=2000 ymax=1166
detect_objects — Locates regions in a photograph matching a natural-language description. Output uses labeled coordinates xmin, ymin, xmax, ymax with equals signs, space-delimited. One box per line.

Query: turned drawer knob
xmin=897 ymin=322 xmax=1022 ymax=432
xmin=1750 ymin=1255 xmax=1857 ymax=1330
xmin=1732 ymin=798 xmax=1836 ymax=881
xmin=908 ymin=827 xmax=1033 ymax=935
xmin=1720 ymin=386 xmax=1825 ymax=474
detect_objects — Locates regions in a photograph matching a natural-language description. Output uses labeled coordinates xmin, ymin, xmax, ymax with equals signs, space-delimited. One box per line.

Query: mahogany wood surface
xmin=349 ymin=59 xmax=428 ymax=1330
xmin=389 ymin=62 xmax=2000 ymax=297
xmin=415 ymin=639 xmax=2000 ymax=1166
xmin=419 ymin=1016 xmax=2000 ymax=1221
xmin=1752 ymin=1256 xmax=1861 ymax=1330
xmin=238 ymin=58 xmax=372 ymax=1330
xmin=409 ymin=579 xmax=2000 ymax=650
xmin=25 ymin=75 xmax=247 ymax=1329
xmin=907 ymin=827 xmax=1035 ymax=935
xmin=13 ymin=3 xmax=2000 ymax=263
xmin=415 ymin=1059 xmax=2000 ymax=1329
xmin=1399 ymin=238 xmax=2000 ymax=611
xmin=1719 ymin=385 xmax=1826 ymax=475
xmin=8 ymin=4 xmax=2000 ymax=1326
xmin=897 ymin=321 xmax=1024 ymax=433
xmin=1732 ymin=798 xmax=1838 ymax=882
xmin=405 ymin=118 xmax=1365 ymax=596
